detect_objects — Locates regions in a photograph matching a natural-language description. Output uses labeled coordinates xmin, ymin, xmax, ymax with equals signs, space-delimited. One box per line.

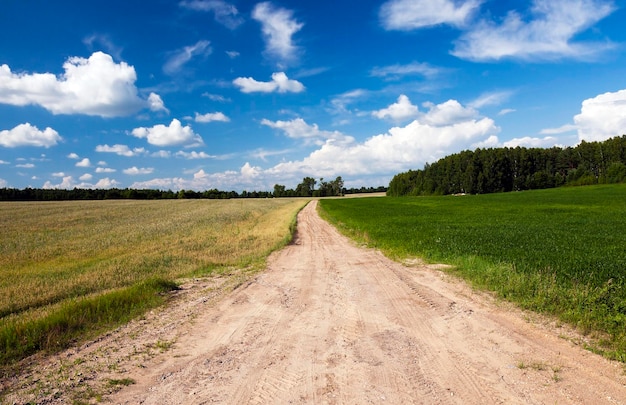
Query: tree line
xmin=388 ymin=135 xmax=626 ymax=196
xmin=0 ymin=175 xmax=383 ymax=201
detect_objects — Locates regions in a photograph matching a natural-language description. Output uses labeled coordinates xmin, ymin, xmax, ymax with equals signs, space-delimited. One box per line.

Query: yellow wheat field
xmin=0 ymin=198 xmax=307 ymax=322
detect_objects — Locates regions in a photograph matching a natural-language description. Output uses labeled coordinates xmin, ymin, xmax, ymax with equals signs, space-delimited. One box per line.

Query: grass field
xmin=0 ymin=198 xmax=306 ymax=367
xmin=319 ymin=184 xmax=626 ymax=360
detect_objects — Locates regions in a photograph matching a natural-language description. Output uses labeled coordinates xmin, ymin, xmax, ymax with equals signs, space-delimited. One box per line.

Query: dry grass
xmin=0 ymin=198 xmax=306 ymax=323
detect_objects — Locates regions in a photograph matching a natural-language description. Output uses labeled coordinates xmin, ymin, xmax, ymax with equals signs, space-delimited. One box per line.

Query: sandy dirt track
xmin=7 ymin=200 xmax=626 ymax=404
xmin=105 ymin=200 xmax=626 ymax=404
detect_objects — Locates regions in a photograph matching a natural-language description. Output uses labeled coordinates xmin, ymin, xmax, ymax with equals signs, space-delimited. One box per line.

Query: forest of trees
xmin=0 ymin=175 xmax=377 ymax=201
xmin=388 ymin=135 xmax=626 ymax=197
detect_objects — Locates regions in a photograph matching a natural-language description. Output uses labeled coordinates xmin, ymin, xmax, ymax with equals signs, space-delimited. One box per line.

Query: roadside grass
xmin=319 ymin=184 xmax=626 ymax=361
xmin=0 ymin=198 xmax=306 ymax=368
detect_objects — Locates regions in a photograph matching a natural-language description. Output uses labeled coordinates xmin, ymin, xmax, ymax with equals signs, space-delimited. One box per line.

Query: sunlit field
xmin=319 ymin=185 xmax=626 ymax=360
xmin=0 ymin=198 xmax=306 ymax=366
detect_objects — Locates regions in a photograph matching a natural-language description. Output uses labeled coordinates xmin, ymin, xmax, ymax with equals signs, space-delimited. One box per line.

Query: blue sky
xmin=1 ymin=0 xmax=625 ymax=191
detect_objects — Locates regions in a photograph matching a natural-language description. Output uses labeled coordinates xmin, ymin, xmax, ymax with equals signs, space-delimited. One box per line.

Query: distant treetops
xmin=388 ymin=135 xmax=626 ymax=197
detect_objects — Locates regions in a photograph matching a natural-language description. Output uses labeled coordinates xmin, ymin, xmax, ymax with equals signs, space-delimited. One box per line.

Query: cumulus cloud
xmin=175 ymin=151 xmax=217 ymax=159
xmin=453 ymin=0 xmax=616 ymax=61
xmin=252 ymin=2 xmax=303 ymax=66
xmin=194 ymin=112 xmax=230 ymax=123
xmin=123 ymin=166 xmax=154 ymax=175
xmin=76 ymin=158 xmax=91 ymax=168
xmin=0 ymin=123 xmax=62 ymax=148
xmin=0 ymin=52 xmax=152 ymax=117
xmin=43 ymin=176 xmax=120 ymax=190
xmin=95 ymin=144 xmax=146 ymax=156
xmin=233 ymin=72 xmax=304 ymax=94
xmin=129 ymin=100 xmax=500 ymax=192
xmin=261 ymin=118 xmax=353 ymax=146
xmin=131 ymin=119 xmax=204 ymax=147
xmin=67 ymin=152 xmax=80 ymax=159
xmin=96 ymin=167 xmax=116 ymax=173
xmin=266 ymin=100 xmax=497 ymax=177
xmin=148 ymin=93 xmax=169 ymax=113
xmin=574 ymin=88 xmax=626 ymax=142
xmin=179 ymin=0 xmax=244 ymax=29
xmin=503 ymin=136 xmax=560 ymax=148
xmin=372 ymin=95 xmax=419 ymax=122
xmin=380 ymin=0 xmax=481 ymax=30
xmin=163 ymin=40 xmax=212 ymax=75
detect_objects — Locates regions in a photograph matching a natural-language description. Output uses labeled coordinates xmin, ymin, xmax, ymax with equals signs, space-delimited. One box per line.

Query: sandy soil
xmin=5 ymin=200 xmax=626 ymax=404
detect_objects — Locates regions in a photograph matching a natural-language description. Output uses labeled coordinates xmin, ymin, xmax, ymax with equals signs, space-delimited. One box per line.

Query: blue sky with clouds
xmin=1 ymin=0 xmax=625 ymax=191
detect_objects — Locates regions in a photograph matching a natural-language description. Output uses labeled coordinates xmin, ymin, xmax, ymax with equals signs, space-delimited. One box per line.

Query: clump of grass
xmin=320 ymin=184 xmax=626 ymax=361
xmin=0 ymin=278 xmax=178 ymax=368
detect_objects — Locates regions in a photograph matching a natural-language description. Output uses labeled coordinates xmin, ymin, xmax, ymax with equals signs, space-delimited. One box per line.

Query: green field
xmin=0 ymin=198 xmax=306 ymax=367
xmin=319 ymin=184 xmax=626 ymax=360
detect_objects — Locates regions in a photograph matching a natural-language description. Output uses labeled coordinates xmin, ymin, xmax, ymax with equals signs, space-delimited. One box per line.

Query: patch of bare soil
xmin=5 ymin=201 xmax=626 ymax=404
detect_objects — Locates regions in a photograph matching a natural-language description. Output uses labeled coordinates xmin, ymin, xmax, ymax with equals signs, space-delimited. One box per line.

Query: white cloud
xmin=252 ymin=2 xmax=303 ymax=66
xmin=469 ymin=91 xmax=513 ymax=109
xmin=43 ymin=175 xmax=120 ymax=190
xmin=179 ymin=0 xmax=244 ymax=29
xmin=261 ymin=117 xmax=353 ymax=146
xmin=194 ymin=112 xmax=230 ymax=123
xmin=163 ymin=40 xmax=212 ymax=75
xmin=266 ymin=100 xmax=497 ymax=178
xmin=0 ymin=123 xmax=62 ymax=148
xmin=233 ymin=72 xmax=304 ymax=94
xmin=419 ymin=100 xmax=478 ymax=126
xmin=380 ymin=0 xmax=481 ymax=30
xmin=16 ymin=163 xmax=35 ymax=169
xmin=226 ymin=51 xmax=240 ymax=58
xmin=96 ymin=144 xmax=146 ymax=157
xmin=131 ymin=119 xmax=204 ymax=147
xmin=129 ymin=100 xmax=500 ymax=192
xmin=43 ymin=176 xmax=75 ymax=189
xmin=67 ymin=152 xmax=80 ymax=159
xmin=76 ymin=158 xmax=91 ymax=167
xmin=453 ymin=0 xmax=616 ymax=61
xmin=373 ymin=95 xmax=419 ymax=122
xmin=202 ymin=93 xmax=231 ymax=102
xmin=503 ymin=136 xmax=560 ymax=148
xmin=371 ymin=62 xmax=442 ymax=80
xmin=240 ymin=162 xmax=261 ymax=181
xmin=540 ymin=124 xmax=578 ymax=135
xmin=79 ymin=173 xmax=93 ymax=181
xmin=498 ymin=108 xmax=516 ymax=116
xmin=175 ymin=151 xmax=217 ymax=159
xmin=574 ymin=88 xmax=626 ymax=142
xmin=96 ymin=167 xmax=116 ymax=173
xmin=148 ymin=92 xmax=169 ymax=113
xmin=151 ymin=150 xmax=172 ymax=158
xmin=0 ymin=52 xmax=150 ymax=117
xmin=123 ymin=166 xmax=154 ymax=175
xmin=94 ymin=178 xmax=120 ymax=188
xmin=329 ymin=89 xmax=370 ymax=115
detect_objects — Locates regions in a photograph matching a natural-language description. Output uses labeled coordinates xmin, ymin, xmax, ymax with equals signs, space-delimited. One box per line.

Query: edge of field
xmin=0 ymin=199 xmax=309 ymax=404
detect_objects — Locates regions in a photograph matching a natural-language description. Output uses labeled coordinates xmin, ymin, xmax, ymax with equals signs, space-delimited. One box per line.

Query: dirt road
xmin=103 ymin=200 xmax=626 ymax=404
